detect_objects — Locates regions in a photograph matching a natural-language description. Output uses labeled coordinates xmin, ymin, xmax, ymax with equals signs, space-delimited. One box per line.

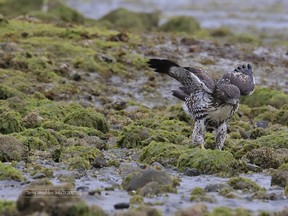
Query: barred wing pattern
xmin=218 ymin=64 xmax=255 ymax=96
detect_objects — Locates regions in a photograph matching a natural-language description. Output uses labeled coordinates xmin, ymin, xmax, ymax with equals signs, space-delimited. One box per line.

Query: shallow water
xmin=1 ymin=155 xmax=287 ymax=215
xmin=65 ymin=0 xmax=288 ymax=31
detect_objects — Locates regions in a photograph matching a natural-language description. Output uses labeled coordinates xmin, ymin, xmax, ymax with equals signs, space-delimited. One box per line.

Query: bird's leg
xmin=215 ymin=122 xmax=227 ymax=150
xmin=192 ymin=119 xmax=206 ymax=149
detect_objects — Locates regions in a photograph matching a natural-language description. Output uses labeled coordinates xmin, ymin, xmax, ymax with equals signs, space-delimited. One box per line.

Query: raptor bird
xmin=147 ymin=59 xmax=255 ymax=150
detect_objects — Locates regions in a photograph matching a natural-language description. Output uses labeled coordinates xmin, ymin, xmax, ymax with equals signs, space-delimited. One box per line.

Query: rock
xmin=139 ymin=181 xmax=160 ymax=196
xmin=184 ymin=168 xmax=201 ymax=176
xmin=32 ymin=172 xmax=46 ymax=179
xmin=16 ymin=183 xmax=106 ymax=215
xmin=175 ymin=203 xmax=208 ymax=216
xmin=123 ymin=168 xmax=173 ymax=192
xmin=0 ymin=135 xmax=28 ymax=162
xmin=160 ymin=16 xmax=200 ymax=34
xmin=64 ymin=107 xmax=109 ymax=133
xmin=83 ymin=136 xmax=106 ymax=150
xmin=91 ymin=157 xmax=107 ymax=168
xmin=271 ymin=170 xmax=288 ymax=187
xmin=0 ymin=110 xmax=23 ymax=134
xmin=228 ymin=177 xmax=265 ymax=193
xmin=76 ymin=186 xmax=89 ymax=192
xmin=22 ymin=111 xmax=43 ymax=128
xmin=205 ymin=183 xmax=231 ymax=192
xmin=114 ymin=202 xmax=130 ymax=210
xmin=255 ymin=120 xmax=269 ymax=128
xmin=0 ymin=162 xmax=25 ymax=181
xmin=177 ymin=149 xmax=236 ymax=174
xmin=245 ymin=162 xmax=262 ymax=172
xmin=244 ymin=147 xmax=288 ymax=169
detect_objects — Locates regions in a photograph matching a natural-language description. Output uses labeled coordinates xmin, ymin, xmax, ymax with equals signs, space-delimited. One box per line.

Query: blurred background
xmin=64 ymin=0 xmax=288 ymax=44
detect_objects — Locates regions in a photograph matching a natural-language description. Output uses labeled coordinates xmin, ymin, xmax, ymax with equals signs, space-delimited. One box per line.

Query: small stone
xmin=256 ymin=120 xmax=269 ymax=128
xmin=91 ymin=157 xmax=107 ymax=168
xmin=88 ymin=189 xmax=101 ymax=196
xmin=72 ymin=73 xmax=81 ymax=81
xmin=32 ymin=173 xmax=46 ymax=179
xmin=76 ymin=186 xmax=89 ymax=192
xmin=21 ymin=32 xmax=29 ymax=38
xmin=184 ymin=168 xmax=201 ymax=176
xmin=114 ymin=202 xmax=130 ymax=209
xmin=205 ymin=183 xmax=230 ymax=192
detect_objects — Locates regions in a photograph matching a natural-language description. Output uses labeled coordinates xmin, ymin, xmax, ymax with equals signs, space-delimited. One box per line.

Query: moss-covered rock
xmin=139 ymin=141 xmax=187 ymax=166
xmin=60 ymin=146 xmax=103 ymax=170
xmin=0 ymin=0 xmax=86 ymax=24
xmin=177 ymin=149 xmax=236 ymax=174
xmin=117 ymin=124 xmax=152 ymax=148
xmin=0 ymin=162 xmax=25 ymax=181
xmin=0 ymin=135 xmax=28 ymax=162
xmin=22 ymin=111 xmax=43 ymax=128
xmin=0 ymin=110 xmax=23 ymax=134
xmin=227 ymin=177 xmax=265 ymax=193
xmin=0 ymin=85 xmax=23 ymax=100
xmin=190 ymin=187 xmax=215 ymax=203
xmin=207 ymin=207 xmax=252 ymax=216
xmin=122 ymin=168 xmax=175 ymax=194
xmin=271 ymin=169 xmax=288 ymax=188
xmin=64 ymin=107 xmax=109 ymax=133
xmin=16 ymin=127 xmax=60 ymax=150
xmin=241 ymin=87 xmax=288 ymax=109
xmin=176 ymin=204 xmax=208 ymax=216
xmin=243 ymin=147 xmax=288 ymax=169
xmin=98 ymin=8 xmax=159 ymax=32
xmin=251 ymin=130 xmax=288 ymax=149
xmin=160 ymin=16 xmax=200 ymax=34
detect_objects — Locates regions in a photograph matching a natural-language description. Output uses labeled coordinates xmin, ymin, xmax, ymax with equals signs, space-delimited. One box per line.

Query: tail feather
xmin=147 ymin=59 xmax=179 ymax=74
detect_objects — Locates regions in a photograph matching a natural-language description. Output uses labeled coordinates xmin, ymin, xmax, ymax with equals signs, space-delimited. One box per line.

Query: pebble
xmin=114 ymin=202 xmax=130 ymax=209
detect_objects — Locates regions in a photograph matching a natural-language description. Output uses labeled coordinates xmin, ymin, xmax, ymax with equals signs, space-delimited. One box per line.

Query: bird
xmin=147 ymin=59 xmax=255 ymax=150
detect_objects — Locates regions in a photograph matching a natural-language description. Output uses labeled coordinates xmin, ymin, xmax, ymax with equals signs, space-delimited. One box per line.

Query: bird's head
xmin=215 ymin=84 xmax=240 ymax=105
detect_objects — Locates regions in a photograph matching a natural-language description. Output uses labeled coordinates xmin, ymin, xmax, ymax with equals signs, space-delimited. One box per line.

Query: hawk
xmin=147 ymin=59 xmax=255 ymax=150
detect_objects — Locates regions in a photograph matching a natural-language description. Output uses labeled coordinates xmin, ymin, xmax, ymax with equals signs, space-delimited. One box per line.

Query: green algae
xmin=139 ymin=141 xmax=187 ymax=166
xmin=0 ymin=200 xmax=17 ymax=216
xmin=160 ymin=16 xmax=200 ymax=34
xmin=228 ymin=177 xmax=265 ymax=193
xmin=0 ymin=162 xmax=25 ymax=181
xmin=64 ymin=107 xmax=109 ymax=133
xmin=177 ymin=149 xmax=236 ymax=174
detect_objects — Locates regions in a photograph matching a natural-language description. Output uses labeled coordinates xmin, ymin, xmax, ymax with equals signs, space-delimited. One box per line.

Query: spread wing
xmin=147 ymin=59 xmax=216 ymax=98
xmin=218 ymin=64 xmax=255 ymax=96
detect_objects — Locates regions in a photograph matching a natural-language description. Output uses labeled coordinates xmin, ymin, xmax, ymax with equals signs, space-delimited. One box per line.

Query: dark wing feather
xmin=147 ymin=59 xmax=215 ymax=94
xmin=218 ymin=64 xmax=255 ymax=96
xmin=172 ymin=90 xmax=189 ymax=101
xmin=184 ymin=67 xmax=216 ymax=92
